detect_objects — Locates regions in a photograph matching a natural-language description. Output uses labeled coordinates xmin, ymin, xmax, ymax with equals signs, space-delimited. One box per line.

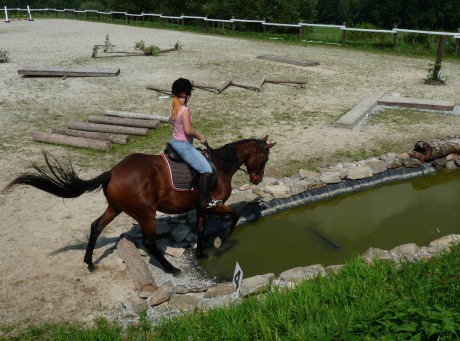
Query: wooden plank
xmin=256 ymin=54 xmax=319 ymax=67
xmin=68 ymin=121 xmax=149 ymax=135
xmin=31 ymin=129 xmax=112 ymax=151
xmin=104 ymin=109 xmax=170 ymax=122
xmin=378 ymin=96 xmax=455 ymax=111
xmin=87 ymin=115 xmax=160 ymax=129
xmin=145 ymin=84 xmax=172 ymax=96
xmin=18 ymin=66 xmax=120 ymax=77
xmin=51 ymin=128 xmax=129 ymax=144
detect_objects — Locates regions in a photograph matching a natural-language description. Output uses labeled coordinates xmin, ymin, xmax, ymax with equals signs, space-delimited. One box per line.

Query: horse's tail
xmin=2 ymin=152 xmax=111 ymax=198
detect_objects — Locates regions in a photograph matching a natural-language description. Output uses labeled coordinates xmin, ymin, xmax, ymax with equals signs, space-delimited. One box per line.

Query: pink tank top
xmin=171 ymin=105 xmax=193 ymax=143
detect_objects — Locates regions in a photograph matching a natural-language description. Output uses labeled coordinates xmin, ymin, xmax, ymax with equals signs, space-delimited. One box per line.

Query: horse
xmin=3 ymin=135 xmax=276 ymax=275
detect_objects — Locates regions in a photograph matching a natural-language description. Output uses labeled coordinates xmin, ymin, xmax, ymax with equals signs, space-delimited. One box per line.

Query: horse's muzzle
xmin=250 ymin=173 xmax=262 ymax=184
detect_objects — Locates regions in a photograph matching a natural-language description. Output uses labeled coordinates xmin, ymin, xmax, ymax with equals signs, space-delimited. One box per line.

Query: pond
xmin=200 ymin=169 xmax=460 ymax=281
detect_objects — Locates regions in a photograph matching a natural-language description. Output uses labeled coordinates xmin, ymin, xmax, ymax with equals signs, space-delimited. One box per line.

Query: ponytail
xmin=170 ymin=96 xmax=182 ymax=121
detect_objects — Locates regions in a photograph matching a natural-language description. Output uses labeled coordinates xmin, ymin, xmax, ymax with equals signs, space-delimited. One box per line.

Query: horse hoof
xmin=166 ymin=267 xmax=181 ymax=277
xmin=87 ymin=264 xmax=95 ymax=272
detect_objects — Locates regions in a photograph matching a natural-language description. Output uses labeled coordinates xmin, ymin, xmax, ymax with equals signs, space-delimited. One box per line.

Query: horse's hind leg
xmin=138 ymin=215 xmax=181 ymax=276
xmin=84 ymin=205 xmax=121 ymax=271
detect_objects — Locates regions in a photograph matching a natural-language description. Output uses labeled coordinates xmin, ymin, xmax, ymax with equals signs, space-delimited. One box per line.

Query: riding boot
xmin=199 ymin=173 xmax=222 ymax=208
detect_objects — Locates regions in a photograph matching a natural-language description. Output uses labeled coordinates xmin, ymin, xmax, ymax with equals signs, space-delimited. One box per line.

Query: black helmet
xmin=171 ymin=78 xmax=193 ymax=96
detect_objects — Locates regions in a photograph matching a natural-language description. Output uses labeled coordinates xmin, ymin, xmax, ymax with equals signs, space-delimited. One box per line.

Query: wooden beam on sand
xmin=51 ymin=128 xmax=129 ymax=144
xmin=217 ymin=79 xmax=232 ymax=94
xmin=87 ymin=115 xmax=160 ymax=129
xmin=68 ymin=121 xmax=149 ymax=136
xmin=31 ymin=129 xmax=112 ymax=151
xmin=256 ymin=76 xmax=266 ymax=91
xmin=116 ymin=237 xmax=158 ymax=292
xmin=230 ymin=80 xmax=260 ymax=91
xmin=104 ymin=109 xmax=169 ymax=123
xmin=192 ymin=82 xmax=220 ymax=93
xmin=145 ymin=85 xmax=172 ymax=96
xmin=265 ymin=78 xmax=306 ymax=88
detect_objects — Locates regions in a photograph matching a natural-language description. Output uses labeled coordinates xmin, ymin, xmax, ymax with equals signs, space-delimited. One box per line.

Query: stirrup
xmin=205 ymin=199 xmax=222 ymax=208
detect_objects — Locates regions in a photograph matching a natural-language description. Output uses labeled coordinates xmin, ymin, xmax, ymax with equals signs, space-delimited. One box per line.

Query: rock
xmin=445 ymin=153 xmax=458 ymax=161
xmin=156 ymin=220 xmax=170 ymax=235
xmin=390 ymin=243 xmax=420 ymax=262
xmin=128 ymin=297 xmax=149 ymax=314
xmin=365 ymin=160 xmax=387 ymax=174
xmin=226 ymin=191 xmax=261 ymax=207
xmin=259 ymin=176 xmax=278 ymax=186
xmin=148 ymin=281 xmax=176 ymax=306
xmin=429 ymin=234 xmax=460 ymax=250
xmin=385 ymin=159 xmax=402 ymax=169
xmin=325 ymin=264 xmax=344 ymax=275
xmin=198 ymin=294 xmax=240 ymax=311
xmin=299 ymin=169 xmax=319 ymax=179
xmin=445 ymin=160 xmax=458 ymax=170
xmin=347 ymin=166 xmax=373 ymax=180
xmin=400 ymin=158 xmax=421 ymax=168
xmin=290 ymin=178 xmax=316 ymax=195
xmin=264 ymin=185 xmax=291 ymax=199
xmin=279 ymin=265 xmax=326 ymax=284
xmin=430 ymin=158 xmax=446 ymax=170
xmin=320 ymin=172 xmax=342 ymax=184
xmin=362 ymin=247 xmax=393 ymax=264
xmin=163 ymin=246 xmax=185 ymax=258
xmin=455 ymin=156 xmax=460 ymax=168
xmin=169 ymin=293 xmax=204 ymax=312
xmin=170 ymin=224 xmax=191 ymax=243
xmin=240 ymin=273 xmax=275 ymax=297
xmin=204 ymin=283 xmax=235 ymax=298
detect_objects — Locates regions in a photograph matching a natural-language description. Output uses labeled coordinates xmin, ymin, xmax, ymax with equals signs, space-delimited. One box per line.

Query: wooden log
xmin=116 ymin=237 xmax=157 ymax=292
xmin=160 ymin=47 xmax=177 ymax=53
xmin=68 ymin=121 xmax=149 ymax=136
xmin=87 ymin=115 xmax=160 ymax=129
xmin=230 ymin=80 xmax=259 ymax=91
xmin=145 ymin=85 xmax=172 ymax=96
xmin=410 ymin=138 xmax=460 ymax=162
xmin=217 ymin=79 xmax=232 ymax=94
xmin=192 ymin=82 xmax=220 ymax=93
xmin=265 ymin=78 xmax=306 ymax=85
xmin=256 ymin=76 xmax=266 ymax=91
xmin=104 ymin=109 xmax=170 ymax=123
xmin=51 ymin=128 xmax=129 ymax=144
xmin=31 ymin=129 xmax=112 ymax=151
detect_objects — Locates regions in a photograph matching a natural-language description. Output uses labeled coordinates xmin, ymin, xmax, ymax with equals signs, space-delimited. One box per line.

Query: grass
xmin=4 ymin=243 xmax=460 ymax=340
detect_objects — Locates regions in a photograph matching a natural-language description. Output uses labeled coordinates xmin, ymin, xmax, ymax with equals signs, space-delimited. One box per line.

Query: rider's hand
xmin=199 ymin=135 xmax=206 ymax=145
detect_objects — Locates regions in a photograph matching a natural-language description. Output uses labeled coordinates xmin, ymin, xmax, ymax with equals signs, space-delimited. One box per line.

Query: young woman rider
xmin=168 ymin=78 xmax=221 ymax=208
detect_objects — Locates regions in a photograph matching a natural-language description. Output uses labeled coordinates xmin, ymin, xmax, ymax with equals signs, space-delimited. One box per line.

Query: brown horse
xmin=3 ymin=136 xmax=276 ymax=275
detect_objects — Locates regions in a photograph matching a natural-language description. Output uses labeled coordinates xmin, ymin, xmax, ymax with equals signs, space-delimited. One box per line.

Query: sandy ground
xmin=1 ymin=19 xmax=460 ymax=328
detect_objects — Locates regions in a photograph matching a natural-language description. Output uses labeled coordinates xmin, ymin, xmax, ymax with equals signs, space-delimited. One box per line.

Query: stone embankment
xmin=122 ymin=138 xmax=460 ymax=322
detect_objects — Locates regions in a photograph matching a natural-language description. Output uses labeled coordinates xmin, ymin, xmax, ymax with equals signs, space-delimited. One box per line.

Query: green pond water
xmin=200 ymin=169 xmax=460 ymax=281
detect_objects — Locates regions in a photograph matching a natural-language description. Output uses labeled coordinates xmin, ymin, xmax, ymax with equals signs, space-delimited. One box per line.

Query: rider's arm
xmin=182 ymin=108 xmax=206 ymax=144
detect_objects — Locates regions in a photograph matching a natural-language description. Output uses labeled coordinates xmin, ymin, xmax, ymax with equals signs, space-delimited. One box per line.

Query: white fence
xmin=3 ymin=6 xmax=460 ymax=52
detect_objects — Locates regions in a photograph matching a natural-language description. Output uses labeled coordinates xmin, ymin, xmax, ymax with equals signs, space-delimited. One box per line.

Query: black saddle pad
xmin=162 ymin=154 xmax=198 ymax=191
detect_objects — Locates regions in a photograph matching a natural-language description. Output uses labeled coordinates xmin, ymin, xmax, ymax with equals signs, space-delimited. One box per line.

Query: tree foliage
xmin=4 ymin=0 xmax=460 ymax=31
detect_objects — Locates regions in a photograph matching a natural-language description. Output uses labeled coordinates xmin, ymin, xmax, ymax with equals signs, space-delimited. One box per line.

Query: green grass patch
xmin=5 ymin=244 xmax=460 ymax=339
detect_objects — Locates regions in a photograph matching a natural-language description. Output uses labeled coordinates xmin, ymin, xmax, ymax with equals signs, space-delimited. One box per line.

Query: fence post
xmin=232 ymin=16 xmax=235 ymax=32
xmin=4 ymin=6 xmax=10 ymax=22
xmin=392 ymin=24 xmax=398 ymax=49
xmin=205 ymin=15 xmax=209 ymax=32
xmin=263 ymin=18 xmax=266 ymax=34
xmin=456 ymin=28 xmax=460 ymax=54
xmin=436 ymin=35 xmax=446 ymax=66
xmin=341 ymin=22 xmax=346 ymax=47
xmin=181 ymin=13 xmax=184 ymax=26
xmin=299 ymin=20 xmax=303 ymax=40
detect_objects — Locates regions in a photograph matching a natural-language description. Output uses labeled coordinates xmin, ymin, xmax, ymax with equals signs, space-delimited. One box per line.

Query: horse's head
xmin=241 ymin=135 xmax=276 ymax=185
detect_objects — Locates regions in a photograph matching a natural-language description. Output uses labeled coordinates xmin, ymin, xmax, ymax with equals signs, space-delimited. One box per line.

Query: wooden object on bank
xmin=51 ymin=128 xmax=129 ymax=144
xmin=104 ymin=109 xmax=170 ymax=123
xmin=68 ymin=121 xmax=149 ymax=136
xmin=87 ymin=115 xmax=160 ymax=129
xmin=18 ymin=66 xmax=120 ymax=77
xmin=116 ymin=237 xmax=158 ymax=292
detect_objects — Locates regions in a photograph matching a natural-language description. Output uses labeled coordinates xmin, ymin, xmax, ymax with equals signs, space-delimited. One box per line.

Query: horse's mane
xmin=212 ymin=139 xmax=265 ymax=168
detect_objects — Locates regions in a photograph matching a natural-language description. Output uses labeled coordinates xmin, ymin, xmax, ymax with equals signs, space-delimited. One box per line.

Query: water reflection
xmin=200 ymin=170 xmax=460 ymax=281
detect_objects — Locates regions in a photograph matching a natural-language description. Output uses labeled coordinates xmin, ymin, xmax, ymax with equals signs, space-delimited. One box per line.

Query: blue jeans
xmin=170 ymin=139 xmax=212 ymax=174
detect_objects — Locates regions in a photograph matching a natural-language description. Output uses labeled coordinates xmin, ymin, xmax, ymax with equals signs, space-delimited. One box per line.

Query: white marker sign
xmin=233 ymin=262 xmax=243 ymax=294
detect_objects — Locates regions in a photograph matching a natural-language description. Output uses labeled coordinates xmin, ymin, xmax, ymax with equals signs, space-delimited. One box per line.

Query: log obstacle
xmin=31 ymin=129 xmax=112 ymax=151
xmin=51 ymin=128 xmax=129 ymax=144
xmin=145 ymin=85 xmax=171 ymax=96
xmin=104 ymin=109 xmax=169 ymax=123
xmin=68 ymin=121 xmax=149 ymax=136
xmin=87 ymin=115 xmax=160 ymax=129
xmin=116 ymin=237 xmax=158 ymax=292
xmin=230 ymin=80 xmax=260 ymax=91
xmin=410 ymin=138 xmax=460 ymax=162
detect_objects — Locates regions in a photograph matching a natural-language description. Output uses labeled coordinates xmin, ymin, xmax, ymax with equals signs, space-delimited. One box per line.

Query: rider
xmin=169 ymin=77 xmax=222 ymax=208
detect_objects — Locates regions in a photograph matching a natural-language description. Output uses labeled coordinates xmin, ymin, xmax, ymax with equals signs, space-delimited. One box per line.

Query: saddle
xmin=163 ymin=143 xmax=217 ymax=191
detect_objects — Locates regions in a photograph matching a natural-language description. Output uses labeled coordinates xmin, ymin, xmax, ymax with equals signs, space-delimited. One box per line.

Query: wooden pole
xmin=87 ymin=115 xmax=160 ymax=129
xmin=217 ymin=79 xmax=233 ymax=94
xmin=265 ymin=78 xmax=306 ymax=85
xmin=68 ymin=121 xmax=149 ymax=136
xmin=31 ymin=129 xmax=112 ymax=151
xmin=230 ymin=80 xmax=260 ymax=91
xmin=104 ymin=109 xmax=170 ymax=122
xmin=116 ymin=237 xmax=158 ymax=292
xmin=191 ymin=82 xmax=220 ymax=93
xmin=52 ymin=128 xmax=129 ymax=144
xmin=436 ymin=35 xmax=446 ymax=66
xmin=256 ymin=76 xmax=266 ymax=91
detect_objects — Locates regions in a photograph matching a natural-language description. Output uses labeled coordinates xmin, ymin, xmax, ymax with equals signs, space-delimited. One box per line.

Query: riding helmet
xmin=171 ymin=78 xmax=193 ymax=96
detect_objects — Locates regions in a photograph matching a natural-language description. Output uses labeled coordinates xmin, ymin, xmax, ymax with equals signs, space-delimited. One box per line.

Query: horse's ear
xmin=261 ymin=135 xmax=269 ymax=141
xmin=267 ymin=142 xmax=276 ymax=149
